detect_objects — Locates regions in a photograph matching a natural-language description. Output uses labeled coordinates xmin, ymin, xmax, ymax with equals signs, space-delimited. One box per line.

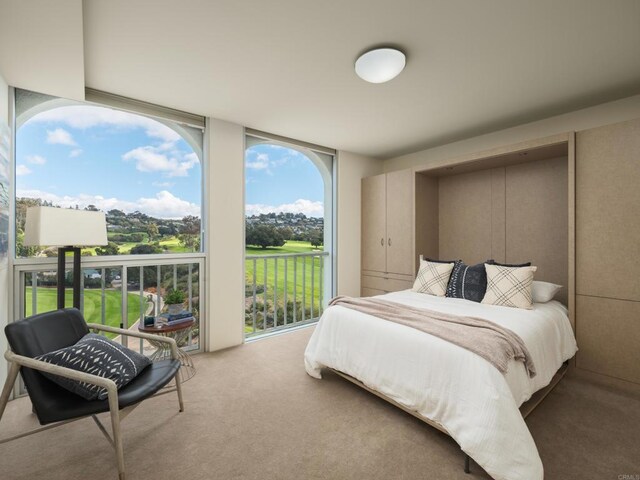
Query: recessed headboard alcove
xmin=414 ymin=134 xmax=574 ymax=315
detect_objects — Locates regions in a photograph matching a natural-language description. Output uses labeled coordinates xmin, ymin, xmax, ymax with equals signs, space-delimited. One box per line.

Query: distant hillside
xmin=16 ymin=197 xmax=201 ymax=256
xmin=245 ymin=212 xmax=323 ymax=238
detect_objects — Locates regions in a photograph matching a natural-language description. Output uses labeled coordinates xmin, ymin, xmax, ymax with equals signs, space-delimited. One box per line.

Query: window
xmin=244 ymin=132 xmax=334 ymax=337
xmin=14 ymin=89 xmax=204 ymax=258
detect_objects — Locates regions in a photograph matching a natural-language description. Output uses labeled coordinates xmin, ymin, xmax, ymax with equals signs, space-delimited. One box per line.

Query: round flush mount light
xmin=355 ymin=47 xmax=406 ymax=83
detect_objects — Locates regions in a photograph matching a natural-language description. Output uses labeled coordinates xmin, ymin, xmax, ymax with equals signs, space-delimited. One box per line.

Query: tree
xmin=130 ymin=244 xmax=163 ymax=255
xmin=95 ymin=242 xmax=120 ymax=256
xmin=15 ymin=228 xmax=38 ymax=258
xmin=245 ymin=225 xmax=286 ymax=249
xmin=178 ymin=215 xmax=201 ymax=252
xmin=279 ymin=226 xmax=294 ymax=241
xmin=146 ymin=222 xmax=159 ymax=241
xmin=308 ymin=229 xmax=323 ymax=248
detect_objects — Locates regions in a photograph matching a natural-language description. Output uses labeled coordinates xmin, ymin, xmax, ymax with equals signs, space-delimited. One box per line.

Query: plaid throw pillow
xmin=481 ymin=264 xmax=537 ymax=309
xmin=412 ymin=260 xmax=455 ymax=297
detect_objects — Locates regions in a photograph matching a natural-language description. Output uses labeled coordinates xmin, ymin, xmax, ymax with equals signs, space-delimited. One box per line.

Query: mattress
xmin=304 ymin=290 xmax=578 ymax=480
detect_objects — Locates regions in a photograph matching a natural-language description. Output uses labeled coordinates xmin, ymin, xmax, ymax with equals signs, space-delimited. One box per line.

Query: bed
xmin=304 ymin=290 xmax=578 ymax=480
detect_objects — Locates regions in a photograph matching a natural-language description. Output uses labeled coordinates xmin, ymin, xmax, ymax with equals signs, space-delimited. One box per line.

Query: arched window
xmin=244 ymin=133 xmax=334 ymax=337
xmin=14 ymin=89 xmax=203 ymax=258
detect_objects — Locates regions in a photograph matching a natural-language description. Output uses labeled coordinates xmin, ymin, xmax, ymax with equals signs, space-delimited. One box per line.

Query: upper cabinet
xmin=361 ymin=169 xmax=415 ymax=276
xmin=576 ymin=118 xmax=640 ymax=302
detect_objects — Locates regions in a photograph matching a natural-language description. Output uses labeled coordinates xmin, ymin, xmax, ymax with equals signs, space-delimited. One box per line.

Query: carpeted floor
xmin=1 ymin=326 xmax=639 ymax=480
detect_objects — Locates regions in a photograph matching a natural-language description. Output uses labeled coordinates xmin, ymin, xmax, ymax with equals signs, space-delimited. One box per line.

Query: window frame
xmin=12 ymin=87 xmax=207 ymax=264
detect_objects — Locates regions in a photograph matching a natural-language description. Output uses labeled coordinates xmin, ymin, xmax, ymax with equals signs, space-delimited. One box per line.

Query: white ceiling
xmin=83 ymin=0 xmax=640 ymax=158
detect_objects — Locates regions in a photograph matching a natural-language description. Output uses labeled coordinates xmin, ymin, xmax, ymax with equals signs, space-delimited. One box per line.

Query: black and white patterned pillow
xmin=446 ymin=261 xmax=492 ymax=302
xmin=36 ymin=333 xmax=152 ymax=401
xmin=412 ymin=259 xmax=455 ymax=297
xmin=488 ymin=260 xmax=532 ymax=268
xmin=482 ymin=264 xmax=537 ymax=309
xmin=445 ymin=259 xmax=532 ymax=302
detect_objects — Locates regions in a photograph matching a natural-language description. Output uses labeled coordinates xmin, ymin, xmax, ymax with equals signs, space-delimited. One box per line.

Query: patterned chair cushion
xmin=481 ymin=264 xmax=537 ymax=309
xmin=412 ymin=259 xmax=455 ymax=297
xmin=36 ymin=333 xmax=152 ymax=401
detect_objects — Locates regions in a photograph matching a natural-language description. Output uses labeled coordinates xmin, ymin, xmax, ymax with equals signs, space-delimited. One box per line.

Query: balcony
xmin=245 ymin=251 xmax=329 ymax=337
xmin=15 ymin=254 xmax=204 ymax=357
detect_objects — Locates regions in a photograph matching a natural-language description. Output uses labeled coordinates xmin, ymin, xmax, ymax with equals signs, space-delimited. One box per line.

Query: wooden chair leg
xmin=108 ymin=393 xmax=126 ymax=480
xmin=0 ymin=362 xmax=20 ymax=422
xmin=175 ymin=373 xmax=184 ymax=413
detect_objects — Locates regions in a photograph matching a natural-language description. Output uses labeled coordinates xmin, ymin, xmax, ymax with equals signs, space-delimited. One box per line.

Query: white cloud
xmin=46 ymin=128 xmax=77 ymax=146
xmin=152 ymin=181 xmax=174 ymax=188
xmin=246 ymin=153 xmax=270 ymax=170
xmin=16 ymin=165 xmax=32 ymax=176
xmin=69 ymin=148 xmax=83 ymax=158
xmin=16 ymin=189 xmax=200 ymax=219
xmin=26 ymin=155 xmax=46 ymax=165
xmin=122 ymin=146 xmax=198 ymax=177
xmin=29 ymin=105 xmax=180 ymax=142
xmin=245 ymin=199 xmax=324 ymax=217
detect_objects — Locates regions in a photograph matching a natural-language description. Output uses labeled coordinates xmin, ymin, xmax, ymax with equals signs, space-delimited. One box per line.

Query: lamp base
xmin=57 ymin=246 xmax=81 ymax=310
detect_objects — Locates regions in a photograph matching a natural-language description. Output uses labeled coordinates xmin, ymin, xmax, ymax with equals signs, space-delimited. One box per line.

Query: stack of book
xmin=156 ymin=311 xmax=195 ymax=327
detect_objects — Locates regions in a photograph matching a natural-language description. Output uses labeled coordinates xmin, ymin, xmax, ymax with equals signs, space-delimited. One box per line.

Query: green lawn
xmin=25 ymin=288 xmax=147 ymax=337
xmin=245 ymin=241 xmax=326 ymax=333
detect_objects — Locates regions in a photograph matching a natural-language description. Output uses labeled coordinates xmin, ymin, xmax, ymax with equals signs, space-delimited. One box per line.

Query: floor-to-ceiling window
xmin=244 ymin=131 xmax=334 ymax=338
xmin=12 ymin=88 xmax=206 ymax=357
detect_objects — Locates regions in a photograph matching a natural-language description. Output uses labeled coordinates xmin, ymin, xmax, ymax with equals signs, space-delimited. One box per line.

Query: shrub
xmin=165 ymin=289 xmax=186 ymax=305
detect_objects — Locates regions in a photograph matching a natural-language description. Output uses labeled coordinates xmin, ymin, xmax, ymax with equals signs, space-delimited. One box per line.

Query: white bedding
xmin=304 ymin=290 xmax=578 ymax=480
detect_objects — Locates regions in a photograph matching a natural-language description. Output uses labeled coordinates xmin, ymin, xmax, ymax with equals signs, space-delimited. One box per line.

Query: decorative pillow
xmin=487 ymin=260 xmax=532 ymax=267
xmin=532 ymin=281 xmax=562 ymax=303
xmin=446 ymin=261 xmax=492 ymax=303
xmin=482 ymin=264 xmax=537 ymax=309
xmin=35 ymin=333 xmax=152 ymax=401
xmin=423 ymin=257 xmax=461 ymax=265
xmin=412 ymin=259 xmax=455 ymax=297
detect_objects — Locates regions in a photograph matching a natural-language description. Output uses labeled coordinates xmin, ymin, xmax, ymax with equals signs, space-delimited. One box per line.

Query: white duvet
xmin=304 ymin=290 xmax=578 ymax=480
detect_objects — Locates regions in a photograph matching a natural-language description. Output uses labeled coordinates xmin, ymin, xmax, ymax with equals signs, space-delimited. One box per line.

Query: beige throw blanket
xmin=329 ymin=296 xmax=536 ymax=378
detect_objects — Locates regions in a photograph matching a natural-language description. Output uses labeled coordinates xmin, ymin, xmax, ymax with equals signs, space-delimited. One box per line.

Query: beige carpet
xmin=1 ymin=326 xmax=639 ymax=480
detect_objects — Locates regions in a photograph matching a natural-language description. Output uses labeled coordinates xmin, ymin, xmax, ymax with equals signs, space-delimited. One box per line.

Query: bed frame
xmin=328 ymin=360 xmax=569 ymax=474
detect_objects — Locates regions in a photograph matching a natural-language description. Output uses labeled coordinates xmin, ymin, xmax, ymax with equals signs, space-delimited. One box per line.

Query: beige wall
xmin=384 ymin=94 xmax=640 ymax=172
xmin=0 ymin=71 xmax=8 ymax=387
xmin=336 ymin=151 xmax=382 ymax=297
xmin=0 ymin=0 xmax=85 ymax=101
xmin=206 ymin=119 xmax=245 ymax=351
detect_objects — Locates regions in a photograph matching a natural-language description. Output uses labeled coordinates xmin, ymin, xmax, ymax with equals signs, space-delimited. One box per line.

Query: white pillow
xmin=531 ymin=281 xmax=562 ymax=303
xmin=482 ymin=264 xmax=537 ymax=309
xmin=412 ymin=260 xmax=455 ymax=297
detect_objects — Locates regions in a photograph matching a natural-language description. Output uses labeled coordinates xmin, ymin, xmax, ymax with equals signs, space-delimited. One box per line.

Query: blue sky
xmin=16 ymin=104 xmax=325 ymax=219
xmin=16 ymin=105 xmax=201 ymax=219
xmin=245 ymin=145 xmax=324 ymax=217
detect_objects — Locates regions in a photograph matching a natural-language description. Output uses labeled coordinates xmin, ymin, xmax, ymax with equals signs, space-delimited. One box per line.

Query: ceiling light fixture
xmin=355 ymin=47 xmax=406 ymax=83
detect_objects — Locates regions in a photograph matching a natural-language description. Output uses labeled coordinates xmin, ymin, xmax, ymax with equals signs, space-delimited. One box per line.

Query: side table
xmin=138 ymin=319 xmax=197 ymax=383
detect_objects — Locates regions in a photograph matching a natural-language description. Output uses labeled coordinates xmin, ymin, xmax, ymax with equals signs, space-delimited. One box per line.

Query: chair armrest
xmin=4 ymin=350 xmax=118 ymax=397
xmin=86 ymin=323 xmax=179 ymax=360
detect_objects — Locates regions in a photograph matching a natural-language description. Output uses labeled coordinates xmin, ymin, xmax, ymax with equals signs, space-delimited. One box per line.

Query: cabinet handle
xmin=388 ymin=238 xmax=392 ymax=246
xmin=380 ymin=238 xmax=384 ymax=246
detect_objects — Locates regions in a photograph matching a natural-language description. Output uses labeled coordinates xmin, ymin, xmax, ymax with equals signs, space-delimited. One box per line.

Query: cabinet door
xmin=385 ymin=169 xmax=414 ymax=275
xmin=361 ymin=174 xmax=387 ymax=272
xmin=576 ymin=118 xmax=640 ymax=301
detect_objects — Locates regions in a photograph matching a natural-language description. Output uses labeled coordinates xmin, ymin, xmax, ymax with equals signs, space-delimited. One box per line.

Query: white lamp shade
xmin=355 ymin=48 xmax=406 ymax=83
xmin=23 ymin=206 xmax=108 ymax=247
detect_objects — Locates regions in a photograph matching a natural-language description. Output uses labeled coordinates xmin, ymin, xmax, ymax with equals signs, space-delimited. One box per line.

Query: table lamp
xmin=23 ymin=206 xmax=108 ymax=310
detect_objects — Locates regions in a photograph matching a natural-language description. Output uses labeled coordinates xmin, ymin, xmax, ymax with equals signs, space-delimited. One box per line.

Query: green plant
xmin=164 ymin=289 xmax=186 ymax=305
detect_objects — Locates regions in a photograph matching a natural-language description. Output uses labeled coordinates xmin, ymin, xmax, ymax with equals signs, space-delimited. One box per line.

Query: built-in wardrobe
xmin=361 ymin=117 xmax=640 ymax=388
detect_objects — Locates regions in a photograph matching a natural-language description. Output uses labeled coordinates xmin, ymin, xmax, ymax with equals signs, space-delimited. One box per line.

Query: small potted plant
xmin=164 ymin=289 xmax=186 ymax=315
